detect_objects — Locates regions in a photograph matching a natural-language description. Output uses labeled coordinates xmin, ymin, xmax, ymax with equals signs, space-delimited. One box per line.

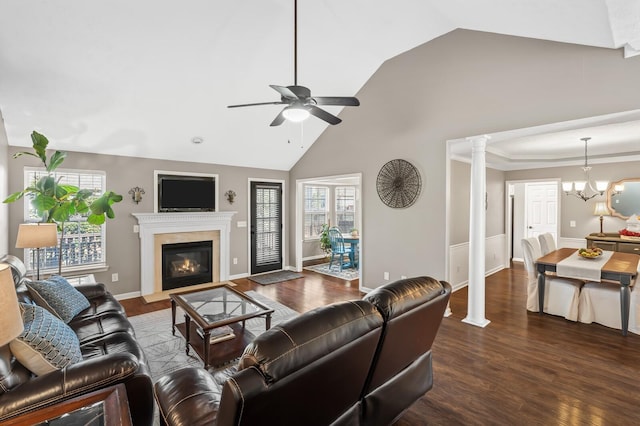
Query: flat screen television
xmin=157 ymin=174 xmax=216 ymax=212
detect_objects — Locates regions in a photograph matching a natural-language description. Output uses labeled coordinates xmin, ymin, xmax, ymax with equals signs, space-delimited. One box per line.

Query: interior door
xmin=525 ymin=182 xmax=558 ymax=240
xmin=250 ymin=181 xmax=283 ymax=274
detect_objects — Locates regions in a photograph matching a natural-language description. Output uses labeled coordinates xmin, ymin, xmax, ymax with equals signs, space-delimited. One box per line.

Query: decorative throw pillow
xmin=26 ymin=275 xmax=90 ymax=323
xmin=9 ymin=303 xmax=83 ymax=376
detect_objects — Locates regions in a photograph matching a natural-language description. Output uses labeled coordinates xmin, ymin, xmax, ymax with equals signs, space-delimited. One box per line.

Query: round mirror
xmin=607 ymin=178 xmax=640 ymax=219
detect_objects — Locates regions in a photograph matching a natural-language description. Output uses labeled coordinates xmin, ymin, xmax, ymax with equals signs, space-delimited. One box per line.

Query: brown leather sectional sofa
xmin=0 ymin=255 xmax=154 ymax=426
xmin=154 ymin=276 xmax=451 ymax=426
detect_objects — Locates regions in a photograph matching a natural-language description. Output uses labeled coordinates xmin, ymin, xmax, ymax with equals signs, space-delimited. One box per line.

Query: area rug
xmin=304 ymin=263 xmax=360 ymax=281
xmin=129 ymin=291 xmax=299 ymax=380
xmin=248 ymin=270 xmax=303 ymax=285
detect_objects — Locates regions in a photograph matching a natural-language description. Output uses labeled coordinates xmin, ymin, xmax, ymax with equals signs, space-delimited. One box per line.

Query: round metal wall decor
xmin=376 ymin=159 xmax=422 ymax=208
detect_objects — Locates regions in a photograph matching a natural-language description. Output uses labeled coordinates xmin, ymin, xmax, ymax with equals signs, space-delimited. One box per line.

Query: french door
xmin=250 ymin=181 xmax=283 ymax=274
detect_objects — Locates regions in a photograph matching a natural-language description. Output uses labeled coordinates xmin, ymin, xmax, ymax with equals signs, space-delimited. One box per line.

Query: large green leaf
xmin=3 ymin=191 xmax=25 ymax=203
xmin=30 ymin=131 xmax=50 ymax=164
xmin=47 ymin=150 xmax=67 ymax=172
xmin=12 ymin=151 xmax=40 ymax=161
xmin=75 ymin=199 xmax=89 ymax=213
xmin=31 ymin=194 xmax=57 ymax=212
xmin=35 ymin=176 xmax=57 ymax=197
xmin=87 ymin=213 xmax=106 ymax=225
xmin=50 ymin=203 xmax=75 ymax=222
xmin=75 ymin=189 xmax=93 ymax=201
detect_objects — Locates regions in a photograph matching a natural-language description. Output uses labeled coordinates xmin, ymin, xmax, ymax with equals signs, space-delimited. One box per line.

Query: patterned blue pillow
xmin=26 ymin=275 xmax=90 ymax=323
xmin=9 ymin=303 xmax=83 ymax=375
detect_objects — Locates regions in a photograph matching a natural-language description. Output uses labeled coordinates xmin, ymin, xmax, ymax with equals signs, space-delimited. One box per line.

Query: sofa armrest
xmin=74 ymin=282 xmax=108 ymax=299
xmin=0 ymin=352 xmax=139 ymax=421
xmin=154 ymin=367 xmax=221 ymax=426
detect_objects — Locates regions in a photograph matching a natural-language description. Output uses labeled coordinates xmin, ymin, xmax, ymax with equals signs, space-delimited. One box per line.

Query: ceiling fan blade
xmin=313 ymin=96 xmax=360 ymax=107
xmin=227 ymin=101 xmax=285 ymax=108
xmin=288 ymin=85 xmax=311 ymax=99
xmin=270 ymin=85 xmax=299 ymax=100
xmin=308 ymin=105 xmax=342 ymax=125
xmin=270 ymin=110 xmax=287 ymax=127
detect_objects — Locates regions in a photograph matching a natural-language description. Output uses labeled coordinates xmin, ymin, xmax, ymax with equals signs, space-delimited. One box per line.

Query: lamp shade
xmin=15 ymin=223 xmax=58 ymax=248
xmin=0 ymin=264 xmax=24 ymax=346
xmin=593 ymin=202 xmax=610 ymax=216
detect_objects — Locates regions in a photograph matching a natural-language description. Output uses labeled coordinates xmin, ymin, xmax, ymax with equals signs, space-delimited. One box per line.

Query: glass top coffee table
xmin=170 ymin=285 xmax=274 ymax=369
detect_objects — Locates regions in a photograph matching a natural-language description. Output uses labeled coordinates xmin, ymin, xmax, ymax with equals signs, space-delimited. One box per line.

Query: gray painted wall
xmin=6 ymin=146 xmax=288 ymax=295
xmin=289 ymin=29 xmax=640 ymax=289
xmin=449 ymin=160 xmax=505 ymax=245
xmin=0 ymin=112 xmax=8 ymax=255
xmin=506 ymin=161 xmax=640 ymax=239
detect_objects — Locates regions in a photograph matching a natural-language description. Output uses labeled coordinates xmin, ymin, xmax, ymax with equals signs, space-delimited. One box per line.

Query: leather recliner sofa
xmin=154 ymin=276 xmax=451 ymax=426
xmin=0 ymin=255 xmax=154 ymax=426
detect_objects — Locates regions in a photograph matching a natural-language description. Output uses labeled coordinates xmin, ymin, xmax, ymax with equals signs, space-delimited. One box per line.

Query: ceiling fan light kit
xmin=227 ymin=0 xmax=359 ymax=126
xmin=282 ymin=106 xmax=310 ymax=122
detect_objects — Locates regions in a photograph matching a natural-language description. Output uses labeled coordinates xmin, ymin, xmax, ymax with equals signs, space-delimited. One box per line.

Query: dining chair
xmin=521 ymin=237 xmax=582 ymax=321
xmin=578 ymin=264 xmax=640 ymax=334
xmin=538 ymin=233 xmax=556 ymax=255
xmin=328 ymin=227 xmax=354 ymax=271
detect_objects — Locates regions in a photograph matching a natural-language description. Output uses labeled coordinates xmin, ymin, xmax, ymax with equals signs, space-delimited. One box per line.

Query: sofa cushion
xmin=26 ymin=276 xmax=90 ymax=323
xmin=68 ymin=312 xmax=135 ymax=344
xmin=9 ymin=303 xmax=83 ymax=376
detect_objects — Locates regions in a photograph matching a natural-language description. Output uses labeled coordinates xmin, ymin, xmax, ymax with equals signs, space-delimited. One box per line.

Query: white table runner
xmin=556 ymin=250 xmax=614 ymax=281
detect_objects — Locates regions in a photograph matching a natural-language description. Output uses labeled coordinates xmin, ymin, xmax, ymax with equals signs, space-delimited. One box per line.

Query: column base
xmin=462 ymin=316 xmax=491 ymax=328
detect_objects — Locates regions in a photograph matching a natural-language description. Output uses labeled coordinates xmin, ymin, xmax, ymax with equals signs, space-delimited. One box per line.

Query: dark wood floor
xmin=121 ymin=265 xmax=640 ymax=425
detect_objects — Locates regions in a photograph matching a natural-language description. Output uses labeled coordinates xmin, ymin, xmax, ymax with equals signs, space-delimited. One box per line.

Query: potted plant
xmin=4 ymin=131 xmax=123 ymax=274
xmin=350 ymin=228 xmax=359 ymax=237
xmin=319 ymin=224 xmax=332 ymax=256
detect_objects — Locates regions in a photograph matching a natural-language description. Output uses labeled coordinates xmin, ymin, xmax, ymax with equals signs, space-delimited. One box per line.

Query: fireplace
xmin=162 ymin=241 xmax=213 ymax=290
xmin=132 ymin=212 xmax=235 ymax=297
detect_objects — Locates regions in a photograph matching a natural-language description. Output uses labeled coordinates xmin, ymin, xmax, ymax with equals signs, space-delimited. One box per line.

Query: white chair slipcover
xmin=522 ymin=237 xmax=582 ymax=321
xmin=578 ymin=263 xmax=640 ymax=334
xmin=538 ymin=233 xmax=556 ymax=255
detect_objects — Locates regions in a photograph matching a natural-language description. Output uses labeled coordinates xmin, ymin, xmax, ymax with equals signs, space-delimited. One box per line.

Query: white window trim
xmin=303 ymin=185 xmax=330 ymax=241
xmin=23 ymin=166 xmax=108 ymax=274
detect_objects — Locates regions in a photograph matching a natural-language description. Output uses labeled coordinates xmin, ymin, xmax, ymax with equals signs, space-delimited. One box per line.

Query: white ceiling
xmin=1 ymin=0 xmax=640 ymax=171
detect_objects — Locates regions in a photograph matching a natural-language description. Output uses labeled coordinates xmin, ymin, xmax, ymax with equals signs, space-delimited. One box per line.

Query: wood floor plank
xmin=121 ymin=265 xmax=640 ymax=425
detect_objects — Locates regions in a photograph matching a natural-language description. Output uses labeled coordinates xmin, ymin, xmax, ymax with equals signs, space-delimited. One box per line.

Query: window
xmin=23 ymin=167 xmax=107 ymax=273
xmin=304 ymin=186 xmax=328 ymax=239
xmin=335 ymin=186 xmax=357 ymax=233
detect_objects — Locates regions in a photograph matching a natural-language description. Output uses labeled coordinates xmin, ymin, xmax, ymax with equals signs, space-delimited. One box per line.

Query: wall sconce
xmin=129 ymin=187 xmax=145 ymax=204
xmin=225 ymin=190 xmax=237 ymax=204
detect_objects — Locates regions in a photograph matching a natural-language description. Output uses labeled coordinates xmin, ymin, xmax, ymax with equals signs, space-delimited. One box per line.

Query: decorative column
xmin=462 ymin=135 xmax=491 ymax=328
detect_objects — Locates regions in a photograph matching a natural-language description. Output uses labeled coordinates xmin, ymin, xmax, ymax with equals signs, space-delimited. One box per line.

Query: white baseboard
xmin=302 ymin=254 xmax=326 ymax=261
xmin=114 ymin=291 xmax=141 ymax=301
xmin=229 ymin=272 xmax=249 ymax=280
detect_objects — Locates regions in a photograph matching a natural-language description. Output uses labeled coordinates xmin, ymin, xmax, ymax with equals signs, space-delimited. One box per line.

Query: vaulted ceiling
xmin=1 ymin=0 xmax=640 ymax=170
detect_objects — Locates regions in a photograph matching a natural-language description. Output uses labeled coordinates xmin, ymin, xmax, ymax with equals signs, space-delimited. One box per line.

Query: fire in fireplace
xmin=162 ymin=240 xmax=213 ymax=290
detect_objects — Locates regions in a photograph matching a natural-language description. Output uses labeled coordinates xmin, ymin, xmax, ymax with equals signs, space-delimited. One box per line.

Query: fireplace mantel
xmin=132 ymin=212 xmax=235 ymax=296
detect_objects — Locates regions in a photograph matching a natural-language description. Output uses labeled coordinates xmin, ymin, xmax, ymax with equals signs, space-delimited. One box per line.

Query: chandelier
xmin=561 ymin=137 xmax=608 ymax=201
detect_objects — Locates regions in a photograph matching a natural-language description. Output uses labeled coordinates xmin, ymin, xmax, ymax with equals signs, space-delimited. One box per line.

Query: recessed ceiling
xmin=449 ymin=109 xmax=640 ymax=170
xmin=1 ymin=0 xmax=640 ymax=170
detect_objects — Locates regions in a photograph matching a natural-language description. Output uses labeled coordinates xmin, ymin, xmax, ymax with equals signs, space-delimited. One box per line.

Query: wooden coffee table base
xmin=175 ymin=321 xmax=256 ymax=368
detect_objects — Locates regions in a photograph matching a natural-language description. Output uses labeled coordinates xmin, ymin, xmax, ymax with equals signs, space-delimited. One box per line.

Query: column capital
xmin=466 ymin=134 xmax=491 ymax=148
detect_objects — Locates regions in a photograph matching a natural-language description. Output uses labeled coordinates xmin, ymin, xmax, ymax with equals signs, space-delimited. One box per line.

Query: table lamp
xmin=0 ymin=264 xmax=24 ymax=347
xmin=593 ymin=202 xmax=610 ymax=237
xmin=15 ymin=223 xmax=58 ymax=280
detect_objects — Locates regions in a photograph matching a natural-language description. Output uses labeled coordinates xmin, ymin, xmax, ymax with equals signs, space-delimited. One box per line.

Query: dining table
xmin=342 ymin=235 xmax=359 ymax=269
xmin=535 ymin=247 xmax=640 ymax=335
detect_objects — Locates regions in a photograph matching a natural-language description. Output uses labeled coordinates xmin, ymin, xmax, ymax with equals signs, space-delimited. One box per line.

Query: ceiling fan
xmin=227 ymin=0 xmax=360 ymax=126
